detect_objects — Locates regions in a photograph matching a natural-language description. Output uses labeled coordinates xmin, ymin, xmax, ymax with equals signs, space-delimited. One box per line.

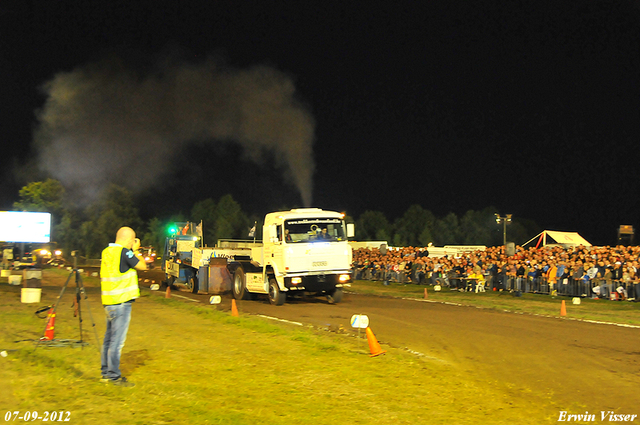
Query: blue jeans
xmin=101 ymin=302 xmax=133 ymax=380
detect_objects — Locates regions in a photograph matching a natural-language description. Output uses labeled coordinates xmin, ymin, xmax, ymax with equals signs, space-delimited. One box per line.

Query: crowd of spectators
xmin=351 ymin=244 xmax=640 ymax=301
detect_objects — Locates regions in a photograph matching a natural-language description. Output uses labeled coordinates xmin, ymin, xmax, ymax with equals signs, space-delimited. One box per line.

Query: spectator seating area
xmin=351 ymin=244 xmax=640 ymax=301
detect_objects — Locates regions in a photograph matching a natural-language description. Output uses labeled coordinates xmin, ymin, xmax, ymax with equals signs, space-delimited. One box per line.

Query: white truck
xmin=161 ymin=208 xmax=354 ymax=305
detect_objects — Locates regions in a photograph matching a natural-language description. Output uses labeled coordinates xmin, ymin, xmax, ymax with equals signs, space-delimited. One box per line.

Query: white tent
xmin=523 ymin=230 xmax=592 ymax=248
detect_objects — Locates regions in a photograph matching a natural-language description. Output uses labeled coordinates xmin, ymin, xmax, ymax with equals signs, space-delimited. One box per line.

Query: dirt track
xmin=224 ymin=291 xmax=640 ymax=413
xmin=43 ymin=267 xmax=640 ymax=415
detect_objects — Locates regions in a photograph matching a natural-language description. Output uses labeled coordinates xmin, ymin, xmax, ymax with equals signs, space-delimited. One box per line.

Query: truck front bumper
xmin=284 ymin=273 xmax=351 ymax=292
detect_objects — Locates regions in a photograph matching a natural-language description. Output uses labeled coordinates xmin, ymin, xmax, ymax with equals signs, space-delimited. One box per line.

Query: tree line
xmin=355 ymin=205 xmax=540 ymax=248
xmin=12 ymin=179 xmax=254 ymax=258
xmin=11 ymin=179 xmax=541 ymax=258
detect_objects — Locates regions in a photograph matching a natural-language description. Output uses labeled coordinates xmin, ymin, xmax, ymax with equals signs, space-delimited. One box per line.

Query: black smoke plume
xmin=34 ymin=55 xmax=315 ymax=206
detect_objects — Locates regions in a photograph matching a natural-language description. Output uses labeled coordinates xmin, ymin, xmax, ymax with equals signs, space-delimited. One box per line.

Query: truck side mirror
xmin=347 ymin=223 xmax=355 ymax=238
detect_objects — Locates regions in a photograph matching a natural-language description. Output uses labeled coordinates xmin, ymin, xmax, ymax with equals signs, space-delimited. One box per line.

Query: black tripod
xmin=35 ymin=252 xmax=101 ymax=350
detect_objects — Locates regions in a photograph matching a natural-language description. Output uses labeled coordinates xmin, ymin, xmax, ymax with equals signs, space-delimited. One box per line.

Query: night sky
xmin=2 ymin=1 xmax=640 ymax=246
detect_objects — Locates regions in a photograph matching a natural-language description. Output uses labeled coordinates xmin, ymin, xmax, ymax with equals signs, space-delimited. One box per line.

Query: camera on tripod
xmin=35 ymin=248 xmax=100 ymax=349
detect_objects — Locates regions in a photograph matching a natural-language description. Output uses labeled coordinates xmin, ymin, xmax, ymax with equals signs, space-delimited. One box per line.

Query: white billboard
xmin=0 ymin=211 xmax=52 ymax=243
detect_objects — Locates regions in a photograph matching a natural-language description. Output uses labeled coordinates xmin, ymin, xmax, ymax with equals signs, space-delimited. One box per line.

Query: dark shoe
xmin=110 ymin=377 xmax=135 ymax=387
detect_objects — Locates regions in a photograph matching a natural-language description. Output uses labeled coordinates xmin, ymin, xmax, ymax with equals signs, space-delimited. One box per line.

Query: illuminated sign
xmin=0 ymin=211 xmax=51 ymax=243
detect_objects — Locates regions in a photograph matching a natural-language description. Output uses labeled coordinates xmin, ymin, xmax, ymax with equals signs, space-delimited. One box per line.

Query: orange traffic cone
xmin=165 ymin=285 xmax=171 ymax=298
xmin=365 ymin=327 xmax=386 ymax=357
xmin=231 ymin=299 xmax=239 ymax=317
xmin=43 ymin=309 xmax=56 ymax=340
xmin=560 ymin=300 xmax=567 ymax=317
xmin=424 ymin=287 xmax=428 ymax=299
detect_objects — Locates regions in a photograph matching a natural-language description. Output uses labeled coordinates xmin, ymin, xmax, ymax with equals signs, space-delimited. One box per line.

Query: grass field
xmin=1 ymin=271 xmax=637 ymax=424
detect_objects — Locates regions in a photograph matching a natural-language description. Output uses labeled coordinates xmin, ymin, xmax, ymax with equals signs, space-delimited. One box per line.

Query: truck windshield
xmin=284 ymin=218 xmax=346 ymax=243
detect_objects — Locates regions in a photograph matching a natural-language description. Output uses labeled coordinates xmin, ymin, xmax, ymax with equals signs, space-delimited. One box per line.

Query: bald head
xmin=115 ymin=227 xmax=136 ymax=248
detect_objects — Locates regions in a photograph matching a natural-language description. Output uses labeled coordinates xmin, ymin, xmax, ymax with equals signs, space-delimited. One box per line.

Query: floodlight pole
xmin=495 ymin=213 xmax=512 ymax=246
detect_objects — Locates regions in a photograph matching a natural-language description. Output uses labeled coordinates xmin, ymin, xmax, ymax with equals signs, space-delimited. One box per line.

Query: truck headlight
xmin=291 ymin=277 xmax=302 ymax=285
xmin=339 ymin=274 xmax=350 ymax=282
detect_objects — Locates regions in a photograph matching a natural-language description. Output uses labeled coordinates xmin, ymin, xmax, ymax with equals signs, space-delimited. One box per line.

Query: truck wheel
xmin=186 ymin=274 xmax=198 ymax=294
xmin=268 ymin=278 xmax=286 ymax=306
xmin=232 ymin=268 xmax=250 ymax=300
xmin=327 ymin=288 xmax=343 ymax=304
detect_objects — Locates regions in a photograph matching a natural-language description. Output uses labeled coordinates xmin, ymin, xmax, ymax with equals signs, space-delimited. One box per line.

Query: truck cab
xmin=251 ymin=209 xmax=354 ymax=304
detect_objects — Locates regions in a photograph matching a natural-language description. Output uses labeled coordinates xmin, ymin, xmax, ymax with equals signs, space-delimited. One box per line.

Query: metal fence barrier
xmin=352 ymin=267 xmax=640 ymax=300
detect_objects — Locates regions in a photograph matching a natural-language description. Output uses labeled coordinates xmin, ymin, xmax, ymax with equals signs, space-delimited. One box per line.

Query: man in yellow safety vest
xmin=99 ymin=226 xmax=147 ymax=387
